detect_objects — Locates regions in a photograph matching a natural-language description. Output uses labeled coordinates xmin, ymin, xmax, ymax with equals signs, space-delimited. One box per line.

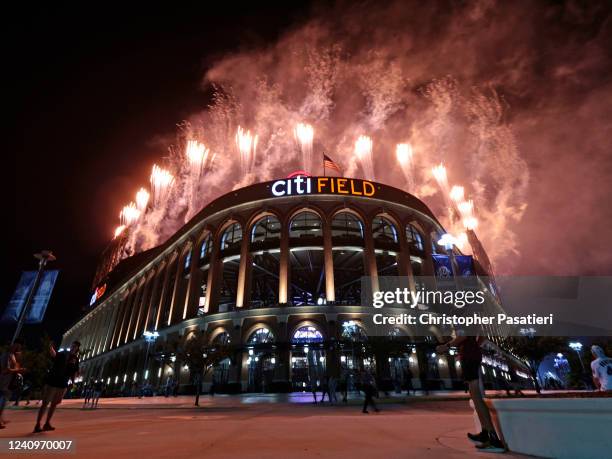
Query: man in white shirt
xmin=590 ymin=345 xmax=612 ymax=391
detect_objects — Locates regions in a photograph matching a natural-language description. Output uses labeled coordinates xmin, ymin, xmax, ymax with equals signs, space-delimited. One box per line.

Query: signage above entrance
xmin=271 ymin=177 xmax=376 ymax=198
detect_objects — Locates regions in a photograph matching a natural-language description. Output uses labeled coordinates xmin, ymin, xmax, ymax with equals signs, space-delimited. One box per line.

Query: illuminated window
xmin=331 ymin=212 xmax=364 ymax=242
xmin=199 ymin=235 xmax=212 ymax=260
xmin=406 ymin=224 xmax=424 ymax=252
xmin=247 ymin=327 xmax=274 ymax=344
xmin=251 ymin=216 xmax=281 ymax=244
xmin=289 ymin=211 xmax=322 ymax=239
xmin=220 ymin=223 xmax=242 ymax=252
xmin=292 ymin=326 xmax=324 ymax=343
xmin=372 ymin=216 xmax=398 ymax=245
xmin=183 ymin=251 xmax=192 ymax=271
xmin=341 ymin=321 xmax=368 ymax=342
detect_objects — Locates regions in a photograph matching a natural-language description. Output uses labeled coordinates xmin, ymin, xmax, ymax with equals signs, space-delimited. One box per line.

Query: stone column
xmin=323 ymin=216 xmax=335 ymax=302
xmin=364 ymin=218 xmax=379 ymax=294
xmin=155 ymin=253 xmax=177 ymax=330
xmin=235 ymin=232 xmax=251 ymax=308
xmin=183 ymin=242 xmax=201 ymax=320
xmin=278 ymin=220 xmax=290 ymax=304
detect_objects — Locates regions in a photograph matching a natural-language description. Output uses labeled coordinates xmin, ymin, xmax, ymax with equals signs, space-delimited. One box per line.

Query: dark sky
xmin=3 ymin=3 xmax=312 ymax=347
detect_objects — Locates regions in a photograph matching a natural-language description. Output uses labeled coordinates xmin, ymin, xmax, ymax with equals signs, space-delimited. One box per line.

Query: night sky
xmin=3 ymin=3 xmax=312 ymax=346
xmin=4 ymin=1 xmax=612 ymax=347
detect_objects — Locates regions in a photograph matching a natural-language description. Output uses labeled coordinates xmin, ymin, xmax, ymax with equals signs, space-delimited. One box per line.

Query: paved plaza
xmin=0 ymin=394 xmax=532 ymax=458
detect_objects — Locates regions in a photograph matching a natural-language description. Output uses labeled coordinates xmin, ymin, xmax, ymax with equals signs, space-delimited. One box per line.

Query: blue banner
xmin=1 ymin=272 xmax=37 ymax=322
xmin=1 ymin=270 xmax=59 ymax=324
xmin=26 ymin=270 xmax=59 ymax=324
xmin=432 ymin=255 xmax=453 ymax=279
xmin=456 ymin=255 xmax=474 ymax=276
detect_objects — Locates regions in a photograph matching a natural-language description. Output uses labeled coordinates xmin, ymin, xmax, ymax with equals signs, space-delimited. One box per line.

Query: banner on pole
xmin=1 ymin=270 xmax=59 ymax=324
xmin=26 ymin=270 xmax=59 ymax=324
xmin=1 ymin=272 xmax=37 ymax=323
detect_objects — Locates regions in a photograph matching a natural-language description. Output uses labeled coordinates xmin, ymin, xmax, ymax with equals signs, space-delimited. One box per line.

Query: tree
xmin=503 ymin=336 xmax=567 ymax=394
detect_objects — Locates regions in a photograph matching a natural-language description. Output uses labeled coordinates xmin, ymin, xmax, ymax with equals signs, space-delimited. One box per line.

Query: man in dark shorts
xmin=33 ymin=341 xmax=80 ymax=433
xmin=437 ymin=336 xmax=505 ymax=453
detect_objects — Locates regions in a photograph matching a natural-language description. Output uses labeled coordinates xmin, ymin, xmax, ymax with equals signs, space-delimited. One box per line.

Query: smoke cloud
xmin=110 ymin=0 xmax=612 ymax=277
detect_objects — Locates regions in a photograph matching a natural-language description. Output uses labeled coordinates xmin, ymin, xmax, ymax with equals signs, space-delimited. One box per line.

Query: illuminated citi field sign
xmin=271 ymin=176 xmax=376 ymax=197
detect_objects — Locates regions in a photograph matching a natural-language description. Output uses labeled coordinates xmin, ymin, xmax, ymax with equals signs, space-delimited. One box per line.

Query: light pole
xmin=11 ymin=250 xmax=56 ymax=345
xmin=569 ymin=341 xmax=585 ymax=372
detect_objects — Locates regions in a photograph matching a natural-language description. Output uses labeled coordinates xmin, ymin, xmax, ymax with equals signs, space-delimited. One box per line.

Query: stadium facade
xmin=62 ymin=176 xmax=525 ymax=394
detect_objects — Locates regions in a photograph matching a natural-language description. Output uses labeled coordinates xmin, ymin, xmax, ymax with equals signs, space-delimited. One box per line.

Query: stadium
xmin=62 ymin=174 xmax=526 ymax=395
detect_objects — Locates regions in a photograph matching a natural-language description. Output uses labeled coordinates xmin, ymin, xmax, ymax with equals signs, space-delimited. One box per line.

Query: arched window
xmin=291 ymin=326 xmax=324 ymax=344
xmin=251 ymin=216 xmax=281 ymax=245
xmin=406 ymin=224 xmax=424 ymax=253
xmin=219 ymin=223 xmax=242 ymax=311
xmin=199 ymin=234 xmax=212 ymax=261
xmin=221 ymin=223 xmax=243 ymax=252
xmin=289 ymin=212 xmax=324 ymax=306
xmin=331 ymin=212 xmax=364 ymax=243
xmin=289 ymin=211 xmax=322 ymax=239
xmin=183 ymin=251 xmax=192 ymax=272
xmin=247 ymin=327 xmax=274 ymax=344
xmin=331 ymin=212 xmax=365 ymax=305
xmin=341 ymin=321 xmax=368 ymax=342
xmin=212 ymin=331 xmax=231 ymax=346
xmin=250 ymin=216 xmax=281 ymax=307
xmin=372 ymin=216 xmax=398 ymax=246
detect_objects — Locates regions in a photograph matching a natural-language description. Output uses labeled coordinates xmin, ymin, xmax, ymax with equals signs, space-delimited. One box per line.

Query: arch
xmin=246 ymin=326 xmax=275 ymax=345
xmin=372 ymin=214 xmax=399 ymax=245
xmin=291 ymin=323 xmax=325 ymax=344
xmin=217 ymin=221 xmax=242 ymax=311
xmin=208 ymin=327 xmax=231 ymax=345
xmin=289 ymin=210 xmax=323 ymax=239
xmin=340 ymin=320 xmax=368 ymax=342
xmin=220 ymin=222 xmax=243 ymax=253
xmin=405 ymin=223 xmax=424 ymax=253
xmin=250 ymin=215 xmax=281 ymax=245
xmin=331 ymin=211 xmax=364 ymax=243
xmin=199 ymin=232 xmax=213 ymax=262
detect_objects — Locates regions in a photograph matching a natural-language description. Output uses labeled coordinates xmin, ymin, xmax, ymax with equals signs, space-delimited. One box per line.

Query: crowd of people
xmin=0 ymin=336 xmax=610 ymax=453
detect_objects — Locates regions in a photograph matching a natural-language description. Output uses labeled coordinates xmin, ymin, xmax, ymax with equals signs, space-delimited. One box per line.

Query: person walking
xmin=590 ymin=345 xmax=612 ymax=391
xmin=33 ymin=341 xmax=80 ymax=433
xmin=361 ymin=370 xmax=379 ymax=414
xmin=0 ymin=340 xmax=26 ymax=428
xmin=91 ymin=379 xmax=104 ymax=408
xmin=403 ymin=366 xmax=415 ymax=396
xmin=82 ymin=378 xmax=94 ymax=408
xmin=436 ymin=337 xmax=504 ymax=453
xmin=328 ymin=375 xmax=338 ymax=404
xmin=319 ymin=376 xmax=331 ymax=403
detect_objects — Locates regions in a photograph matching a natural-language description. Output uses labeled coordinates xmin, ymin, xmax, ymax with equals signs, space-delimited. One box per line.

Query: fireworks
xmin=463 ymin=216 xmax=479 ymax=230
xmin=395 ymin=143 xmax=413 ymax=164
xmin=150 ymin=164 xmax=174 ymax=207
xmin=431 ymin=164 xmax=448 ymax=188
xmin=395 ymin=143 xmax=414 ymax=190
xmin=449 ymin=185 xmax=464 ymax=202
xmin=120 ymin=202 xmax=141 ymax=226
xmin=236 ymin=126 xmax=258 ymax=175
xmin=355 ymin=135 xmax=375 ymax=180
xmin=135 ymin=188 xmax=150 ymax=211
xmin=186 ymin=140 xmax=210 ymax=176
xmin=457 ymin=200 xmax=474 ymax=216
xmin=114 ymin=225 xmax=126 ymax=238
xmin=294 ymin=123 xmax=314 ymax=173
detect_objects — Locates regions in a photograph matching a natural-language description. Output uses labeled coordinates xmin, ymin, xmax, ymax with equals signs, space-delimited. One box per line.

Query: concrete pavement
xmin=0 ymin=395 xmax=533 ymax=458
